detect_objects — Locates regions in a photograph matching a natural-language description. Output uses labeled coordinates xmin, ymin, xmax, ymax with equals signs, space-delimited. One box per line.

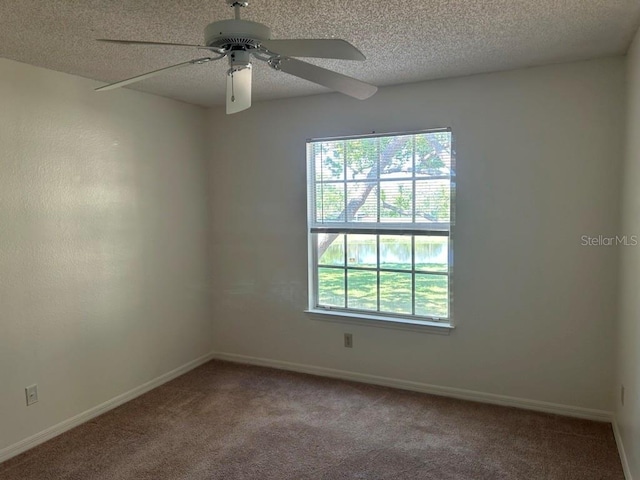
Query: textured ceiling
xmin=1 ymin=0 xmax=639 ymax=107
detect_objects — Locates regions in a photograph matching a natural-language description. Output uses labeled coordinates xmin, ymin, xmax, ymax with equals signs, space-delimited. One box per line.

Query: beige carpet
xmin=0 ymin=360 xmax=624 ymax=479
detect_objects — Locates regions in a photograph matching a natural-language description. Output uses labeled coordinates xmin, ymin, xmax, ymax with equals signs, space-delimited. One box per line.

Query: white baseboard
xmin=1 ymin=350 xmax=617 ymax=466
xmin=613 ymin=417 xmax=633 ymax=480
xmin=0 ymin=352 xmax=216 ymax=464
xmin=211 ymin=351 xmax=613 ymax=422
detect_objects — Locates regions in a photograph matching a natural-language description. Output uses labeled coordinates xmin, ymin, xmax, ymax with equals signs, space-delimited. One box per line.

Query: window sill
xmin=304 ymin=309 xmax=454 ymax=335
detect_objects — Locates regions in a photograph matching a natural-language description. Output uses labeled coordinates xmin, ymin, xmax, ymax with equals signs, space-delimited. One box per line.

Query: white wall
xmin=208 ymin=57 xmax=624 ymax=413
xmin=0 ymin=53 xmax=626 ymax=461
xmin=617 ymin=27 xmax=640 ymax=478
xmin=0 ymin=59 xmax=213 ymax=452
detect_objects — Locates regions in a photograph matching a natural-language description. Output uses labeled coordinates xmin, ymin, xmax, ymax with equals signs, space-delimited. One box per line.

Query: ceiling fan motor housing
xmin=204 ymin=20 xmax=271 ymax=51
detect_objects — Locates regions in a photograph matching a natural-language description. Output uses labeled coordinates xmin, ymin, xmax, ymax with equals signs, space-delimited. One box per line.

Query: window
xmin=306 ymin=129 xmax=454 ymax=326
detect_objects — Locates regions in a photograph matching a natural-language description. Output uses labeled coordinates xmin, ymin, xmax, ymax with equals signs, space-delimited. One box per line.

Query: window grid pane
xmin=318 ymin=267 xmax=345 ymax=308
xmin=317 ymin=233 xmax=345 ymax=266
xmin=347 ymin=270 xmax=378 ymax=311
xmin=380 ymin=271 xmax=412 ymax=314
xmin=415 ymin=274 xmax=449 ymax=318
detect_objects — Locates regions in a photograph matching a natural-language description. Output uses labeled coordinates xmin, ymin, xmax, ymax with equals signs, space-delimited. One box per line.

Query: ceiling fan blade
xmin=226 ymin=66 xmax=252 ymax=114
xmin=273 ymin=57 xmax=377 ymax=100
xmin=260 ymin=39 xmax=365 ymax=60
xmin=95 ymin=57 xmax=217 ymax=91
xmin=97 ymin=39 xmax=218 ymax=50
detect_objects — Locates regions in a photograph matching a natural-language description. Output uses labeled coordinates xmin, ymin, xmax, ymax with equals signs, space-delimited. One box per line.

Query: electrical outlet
xmin=344 ymin=333 xmax=353 ymax=348
xmin=621 ymin=385 xmax=625 ymax=406
xmin=25 ymin=384 xmax=38 ymax=406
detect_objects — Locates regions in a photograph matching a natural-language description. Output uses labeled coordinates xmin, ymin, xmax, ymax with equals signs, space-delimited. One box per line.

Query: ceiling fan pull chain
xmin=230 ymin=71 xmax=235 ymax=102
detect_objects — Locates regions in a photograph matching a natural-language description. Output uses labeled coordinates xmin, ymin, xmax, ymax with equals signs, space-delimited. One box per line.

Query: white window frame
xmin=305 ymin=128 xmax=455 ymax=330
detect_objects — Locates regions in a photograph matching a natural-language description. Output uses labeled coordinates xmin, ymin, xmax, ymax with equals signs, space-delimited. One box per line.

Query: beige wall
xmin=617 ymin=27 xmax=640 ymax=478
xmin=0 ymin=59 xmax=213 ymax=452
xmin=208 ymin=57 xmax=624 ymax=412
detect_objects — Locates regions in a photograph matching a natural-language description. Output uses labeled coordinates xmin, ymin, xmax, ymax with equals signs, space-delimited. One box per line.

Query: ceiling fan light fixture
xmin=226 ymin=64 xmax=252 ymax=114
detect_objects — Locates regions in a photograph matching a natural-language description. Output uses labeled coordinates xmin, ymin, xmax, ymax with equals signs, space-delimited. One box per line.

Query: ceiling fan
xmin=95 ymin=0 xmax=378 ymax=114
